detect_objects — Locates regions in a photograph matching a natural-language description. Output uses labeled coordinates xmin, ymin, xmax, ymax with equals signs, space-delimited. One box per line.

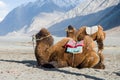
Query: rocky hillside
xmin=48 ymin=0 xmax=120 ymax=36
xmin=0 ymin=0 xmax=82 ymax=35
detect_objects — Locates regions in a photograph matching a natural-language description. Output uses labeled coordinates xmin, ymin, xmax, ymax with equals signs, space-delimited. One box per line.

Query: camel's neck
xmin=67 ymin=32 xmax=76 ymax=41
xmin=36 ymin=36 xmax=54 ymax=61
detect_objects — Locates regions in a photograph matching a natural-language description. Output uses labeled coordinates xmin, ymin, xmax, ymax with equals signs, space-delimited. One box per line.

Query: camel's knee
xmin=93 ymin=53 xmax=105 ymax=69
xmin=86 ymin=55 xmax=100 ymax=68
xmin=57 ymin=61 xmax=68 ymax=68
xmin=93 ymin=62 xmax=105 ymax=69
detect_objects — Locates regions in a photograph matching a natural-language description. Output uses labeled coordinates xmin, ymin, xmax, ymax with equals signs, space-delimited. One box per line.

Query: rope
xmin=72 ymin=53 xmax=74 ymax=67
xmin=32 ymin=35 xmax=36 ymax=50
xmin=35 ymin=35 xmax=51 ymax=41
xmin=32 ymin=34 xmax=51 ymax=50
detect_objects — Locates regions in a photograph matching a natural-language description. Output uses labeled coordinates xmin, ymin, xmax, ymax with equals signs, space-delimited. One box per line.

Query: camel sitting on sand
xmin=35 ymin=28 xmax=54 ymax=66
xmin=34 ymin=28 xmax=104 ymax=69
xmin=65 ymin=25 xmax=105 ymax=69
xmin=76 ymin=25 xmax=106 ymax=54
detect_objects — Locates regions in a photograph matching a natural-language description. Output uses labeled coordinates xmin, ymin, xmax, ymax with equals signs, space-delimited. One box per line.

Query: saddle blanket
xmin=86 ymin=26 xmax=98 ymax=35
xmin=65 ymin=39 xmax=84 ymax=54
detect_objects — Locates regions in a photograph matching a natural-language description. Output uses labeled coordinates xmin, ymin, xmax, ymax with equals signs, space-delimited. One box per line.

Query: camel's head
xmin=36 ymin=28 xmax=50 ymax=40
xmin=35 ymin=28 xmax=54 ymax=44
xmin=35 ymin=27 xmax=54 ymax=47
xmin=65 ymin=25 xmax=77 ymax=40
xmin=66 ymin=25 xmax=76 ymax=35
xmin=76 ymin=26 xmax=87 ymax=41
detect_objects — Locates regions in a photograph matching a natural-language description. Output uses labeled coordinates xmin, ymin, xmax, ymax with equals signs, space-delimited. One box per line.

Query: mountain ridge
xmin=48 ymin=0 xmax=120 ymax=36
xmin=0 ymin=0 xmax=82 ymax=35
xmin=0 ymin=0 xmax=119 ymax=36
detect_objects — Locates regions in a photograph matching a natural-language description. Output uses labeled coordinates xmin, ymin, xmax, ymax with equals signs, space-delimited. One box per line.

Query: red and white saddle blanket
xmin=65 ymin=39 xmax=84 ymax=54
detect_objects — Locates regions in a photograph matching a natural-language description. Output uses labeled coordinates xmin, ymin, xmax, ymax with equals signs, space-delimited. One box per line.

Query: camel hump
xmin=86 ymin=26 xmax=98 ymax=35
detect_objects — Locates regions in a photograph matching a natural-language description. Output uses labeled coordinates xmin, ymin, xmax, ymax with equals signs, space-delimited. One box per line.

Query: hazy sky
xmin=0 ymin=0 xmax=36 ymax=21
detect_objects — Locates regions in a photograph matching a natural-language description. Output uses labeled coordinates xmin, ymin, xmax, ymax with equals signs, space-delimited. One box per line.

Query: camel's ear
xmin=73 ymin=27 xmax=76 ymax=31
xmin=80 ymin=26 xmax=86 ymax=31
xmin=77 ymin=26 xmax=86 ymax=34
xmin=65 ymin=28 xmax=68 ymax=32
xmin=98 ymin=25 xmax=103 ymax=30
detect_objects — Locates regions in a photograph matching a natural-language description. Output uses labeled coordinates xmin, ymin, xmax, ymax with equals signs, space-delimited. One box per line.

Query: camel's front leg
xmin=77 ymin=52 xmax=100 ymax=68
xmin=94 ymin=40 xmax=105 ymax=69
xmin=35 ymin=49 xmax=41 ymax=66
xmin=97 ymin=40 xmax=104 ymax=53
xmin=93 ymin=52 xmax=105 ymax=69
xmin=56 ymin=59 xmax=68 ymax=68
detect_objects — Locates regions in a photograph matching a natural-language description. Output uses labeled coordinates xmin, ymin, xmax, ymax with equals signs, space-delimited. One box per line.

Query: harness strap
xmin=72 ymin=53 xmax=74 ymax=67
xmin=32 ymin=34 xmax=51 ymax=50
xmin=32 ymin=35 xmax=36 ymax=50
xmin=35 ymin=35 xmax=51 ymax=41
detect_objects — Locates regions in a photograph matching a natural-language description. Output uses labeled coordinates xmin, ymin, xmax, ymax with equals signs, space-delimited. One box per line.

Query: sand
xmin=0 ymin=35 xmax=120 ymax=80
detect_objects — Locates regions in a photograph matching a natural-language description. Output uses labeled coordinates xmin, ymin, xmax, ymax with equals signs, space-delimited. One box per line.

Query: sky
xmin=0 ymin=0 xmax=36 ymax=22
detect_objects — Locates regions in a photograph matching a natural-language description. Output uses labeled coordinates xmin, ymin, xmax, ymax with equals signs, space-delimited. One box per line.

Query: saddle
xmin=65 ymin=39 xmax=84 ymax=54
xmin=86 ymin=26 xmax=98 ymax=35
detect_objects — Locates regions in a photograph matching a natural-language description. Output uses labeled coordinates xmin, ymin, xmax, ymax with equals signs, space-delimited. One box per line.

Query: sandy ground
xmin=0 ymin=35 xmax=120 ymax=80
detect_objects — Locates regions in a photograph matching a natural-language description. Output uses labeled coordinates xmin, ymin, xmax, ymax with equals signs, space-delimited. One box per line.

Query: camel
xmin=76 ymin=25 xmax=106 ymax=68
xmin=49 ymin=35 xmax=100 ymax=68
xmin=76 ymin=25 xmax=106 ymax=54
xmin=65 ymin=25 xmax=105 ymax=69
xmin=34 ymin=28 xmax=104 ymax=69
xmin=35 ymin=28 xmax=54 ymax=66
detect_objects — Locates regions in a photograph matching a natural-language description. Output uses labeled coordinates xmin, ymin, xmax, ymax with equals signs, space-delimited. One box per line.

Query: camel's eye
xmin=44 ymin=34 xmax=48 ymax=36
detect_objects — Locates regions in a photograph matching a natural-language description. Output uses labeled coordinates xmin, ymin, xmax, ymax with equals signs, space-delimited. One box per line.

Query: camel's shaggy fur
xmin=35 ymin=28 xmax=104 ymax=69
xmin=48 ymin=35 xmax=100 ymax=68
xmin=76 ymin=25 xmax=105 ymax=69
xmin=65 ymin=25 xmax=105 ymax=69
xmin=35 ymin=28 xmax=54 ymax=66
xmin=76 ymin=25 xmax=106 ymax=54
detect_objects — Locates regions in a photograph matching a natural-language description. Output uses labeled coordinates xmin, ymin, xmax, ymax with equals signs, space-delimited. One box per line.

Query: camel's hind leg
xmin=93 ymin=53 xmax=105 ymax=69
xmin=93 ymin=62 xmax=105 ymax=69
xmin=77 ymin=54 xmax=100 ymax=68
xmin=35 ymin=51 xmax=41 ymax=66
